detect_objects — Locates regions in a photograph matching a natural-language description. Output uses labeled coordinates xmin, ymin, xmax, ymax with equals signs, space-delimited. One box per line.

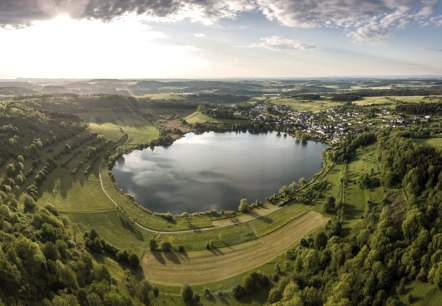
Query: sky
xmin=0 ymin=0 xmax=441 ymax=79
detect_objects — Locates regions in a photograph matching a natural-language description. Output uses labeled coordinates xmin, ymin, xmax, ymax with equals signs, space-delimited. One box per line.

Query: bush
xmin=232 ymin=284 xmax=245 ymax=299
xmin=128 ymin=253 xmax=140 ymax=269
xmin=160 ymin=241 xmax=172 ymax=252
xmin=149 ymin=239 xmax=157 ymax=251
xmin=203 ymin=287 xmax=212 ymax=299
xmin=238 ymin=198 xmax=249 ymax=213
xmin=23 ymin=195 xmax=37 ymax=213
xmin=181 ymin=283 xmax=194 ymax=305
xmin=242 ymin=271 xmax=269 ymax=292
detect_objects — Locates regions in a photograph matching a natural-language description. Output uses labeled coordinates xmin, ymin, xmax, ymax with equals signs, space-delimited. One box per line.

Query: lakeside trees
xmin=265 ymin=132 xmax=442 ymax=305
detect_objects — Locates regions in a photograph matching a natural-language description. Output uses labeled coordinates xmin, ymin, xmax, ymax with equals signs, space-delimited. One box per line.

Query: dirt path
xmin=143 ymin=211 xmax=328 ymax=285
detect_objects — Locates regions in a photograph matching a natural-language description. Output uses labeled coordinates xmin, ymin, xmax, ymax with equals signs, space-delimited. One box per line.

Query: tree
xmin=299 ymin=177 xmax=306 ymax=186
xmin=16 ymin=174 xmax=24 ymax=185
xmin=149 ymin=239 xmax=157 ymax=251
xmin=181 ymin=283 xmax=194 ymax=305
xmin=160 ymin=241 xmax=172 ymax=252
xmin=15 ymin=161 xmax=24 ymax=171
xmin=279 ymin=185 xmax=288 ymax=196
xmin=128 ymin=253 xmax=140 ymax=269
xmin=23 ymin=195 xmax=37 ymax=213
xmin=314 ymin=232 xmax=328 ymax=249
xmin=323 ymin=196 xmax=336 ymax=213
xmin=238 ymin=198 xmax=249 ymax=213
xmin=289 ymin=182 xmax=297 ymax=193
xmin=402 ymin=209 xmax=424 ymax=240
xmin=232 ymin=284 xmax=245 ymax=299
xmin=6 ymin=163 xmax=15 ymax=177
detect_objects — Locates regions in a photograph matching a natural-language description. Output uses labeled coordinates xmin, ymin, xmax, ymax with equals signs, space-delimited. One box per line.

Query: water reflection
xmin=112 ymin=131 xmax=328 ymax=213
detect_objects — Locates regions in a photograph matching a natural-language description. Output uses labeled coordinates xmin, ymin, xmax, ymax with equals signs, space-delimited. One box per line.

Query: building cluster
xmin=232 ymin=103 xmax=430 ymax=143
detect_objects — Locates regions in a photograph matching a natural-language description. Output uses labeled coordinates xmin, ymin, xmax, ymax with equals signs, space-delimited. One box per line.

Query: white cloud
xmin=194 ymin=33 xmax=206 ymax=37
xmin=430 ymin=15 xmax=442 ymax=26
xmin=0 ymin=0 xmax=440 ymax=44
xmin=255 ymin=0 xmax=439 ymax=42
xmin=250 ymin=36 xmax=317 ymax=51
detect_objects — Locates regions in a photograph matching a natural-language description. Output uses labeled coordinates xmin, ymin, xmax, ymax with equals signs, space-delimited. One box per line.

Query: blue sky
xmin=0 ymin=0 xmax=441 ymax=78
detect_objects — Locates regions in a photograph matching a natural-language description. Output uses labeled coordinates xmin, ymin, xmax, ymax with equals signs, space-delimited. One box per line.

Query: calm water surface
xmin=112 ymin=131 xmax=328 ymax=213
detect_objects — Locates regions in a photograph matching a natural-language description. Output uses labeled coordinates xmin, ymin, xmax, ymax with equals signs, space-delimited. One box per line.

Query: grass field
xmin=353 ymin=96 xmax=397 ymax=106
xmin=151 ymin=205 xmax=311 ymax=252
xmin=78 ymin=108 xmax=160 ymax=144
xmin=122 ymin=125 xmax=159 ymax=145
xmin=69 ymin=210 xmax=154 ymax=256
xmin=144 ymin=211 xmax=327 ymax=285
xmin=414 ymin=137 xmax=442 ymax=149
xmin=319 ymin=145 xmax=384 ymax=227
xmin=402 ymin=280 xmax=442 ymax=305
xmin=89 ymin=122 xmax=159 ymax=144
xmin=344 ymin=146 xmax=383 ymax=219
xmin=270 ymin=97 xmax=343 ymax=112
xmin=185 ymin=111 xmax=221 ymax=124
xmin=88 ymin=123 xmax=124 ymax=142
xmin=248 ymin=205 xmax=310 ymax=236
xmin=354 ymin=95 xmax=441 ymax=107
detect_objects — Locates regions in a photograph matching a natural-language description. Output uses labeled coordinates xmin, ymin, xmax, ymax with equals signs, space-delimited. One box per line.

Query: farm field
xmin=354 ymin=95 xmax=442 ymax=107
xmin=185 ymin=111 xmax=221 ymax=124
xmin=414 ymin=137 xmax=442 ymax=149
xmin=269 ymin=97 xmax=343 ymax=112
xmin=144 ymin=211 xmax=327 ymax=285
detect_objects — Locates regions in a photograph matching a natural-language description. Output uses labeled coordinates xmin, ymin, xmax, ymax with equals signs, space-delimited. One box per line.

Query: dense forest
xmin=0 ymin=193 xmax=153 ymax=305
xmin=395 ymin=103 xmax=442 ymax=115
xmin=248 ymin=132 xmax=442 ymax=305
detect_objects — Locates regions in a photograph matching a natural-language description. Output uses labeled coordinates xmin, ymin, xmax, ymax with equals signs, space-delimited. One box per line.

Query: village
xmin=230 ymin=101 xmax=432 ymax=143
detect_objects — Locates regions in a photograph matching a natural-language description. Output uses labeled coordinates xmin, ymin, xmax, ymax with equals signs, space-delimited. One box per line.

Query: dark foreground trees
xmin=0 ymin=192 xmax=150 ymax=305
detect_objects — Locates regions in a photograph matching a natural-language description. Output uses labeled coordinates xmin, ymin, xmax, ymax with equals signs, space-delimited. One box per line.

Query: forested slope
xmin=265 ymin=131 xmax=442 ymax=305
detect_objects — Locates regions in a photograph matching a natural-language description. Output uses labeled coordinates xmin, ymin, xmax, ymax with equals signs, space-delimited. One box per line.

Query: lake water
xmin=112 ymin=131 xmax=328 ymax=213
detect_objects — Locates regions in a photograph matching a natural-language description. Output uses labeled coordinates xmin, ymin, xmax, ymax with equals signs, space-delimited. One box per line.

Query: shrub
xmin=232 ymin=284 xmax=245 ymax=299
xmin=128 ymin=253 xmax=140 ymax=269
xmin=238 ymin=198 xmax=249 ymax=213
xmin=160 ymin=241 xmax=172 ymax=252
xmin=149 ymin=239 xmax=157 ymax=251
xmin=181 ymin=283 xmax=194 ymax=305
xmin=23 ymin=195 xmax=37 ymax=213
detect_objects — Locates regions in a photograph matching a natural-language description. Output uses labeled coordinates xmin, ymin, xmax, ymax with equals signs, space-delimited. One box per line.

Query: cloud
xmin=421 ymin=47 xmax=442 ymax=53
xmin=256 ymin=0 xmax=440 ymax=42
xmin=430 ymin=15 xmax=442 ymax=26
xmin=194 ymin=32 xmax=206 ymax=37
xmin=0 ymin=0 xmax=440 ymax=43
xmin=0 ymin=0 xmax=254 ymax=26
xmin=250 ymin=36 xmax=317 ymax=51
